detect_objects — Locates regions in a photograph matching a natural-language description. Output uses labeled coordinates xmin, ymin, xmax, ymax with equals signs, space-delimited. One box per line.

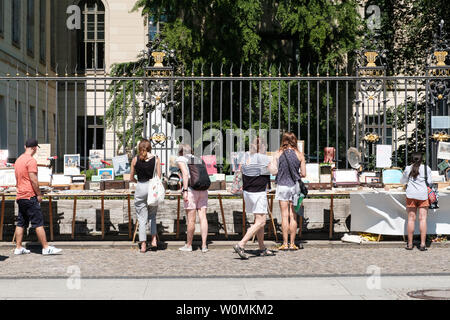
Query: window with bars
xmin=12 ymin=0 xmax=21 ymax=47
xmin=0 ymin=0 xmax=4 ymax=37
xmin=27 ymin=0 xmax=35 ymax=56
xmin=78 ymin=0 xmax=105 ymax=70
xmin=40 ymin=0 xmax=46 ymax=63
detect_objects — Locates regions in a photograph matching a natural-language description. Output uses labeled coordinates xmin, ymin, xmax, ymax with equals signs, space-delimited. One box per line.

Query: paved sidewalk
xmin=0 ymin=276 xmax=449 ymax=300
xmin=1 ymin=244 xmax=449 ymax=278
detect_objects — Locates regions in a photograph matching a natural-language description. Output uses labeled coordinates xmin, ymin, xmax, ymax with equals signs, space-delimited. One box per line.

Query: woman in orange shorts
xmin=400 ymin=152 xmax=432 ymax=251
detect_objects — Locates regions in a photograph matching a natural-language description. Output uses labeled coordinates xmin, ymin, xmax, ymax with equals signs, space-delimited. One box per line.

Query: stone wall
xmin=0 ymin=197 xmax=350 ymax=239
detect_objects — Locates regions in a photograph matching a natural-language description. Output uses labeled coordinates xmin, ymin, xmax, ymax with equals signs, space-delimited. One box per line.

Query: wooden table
xmin=1 ymin=189 xmax=352 ymax=241
xmin=305 ymin=190 xmax=351 ymax=239
xmin=171 ymin=190 xmax=229 ymax=239
xmin=45 ymin=191 xmax=134 ymax=241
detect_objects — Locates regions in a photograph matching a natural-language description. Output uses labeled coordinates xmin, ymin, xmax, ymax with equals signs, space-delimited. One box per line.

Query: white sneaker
xmin=42 ymin=246 xmax=62 ymax=255
xmin=14 ymin=247 xmax=31 ymax=255
xmin=178 ymin=245 xmax=192 ymax=252
xmin=201 ymin=247 xmax=209 ymax=253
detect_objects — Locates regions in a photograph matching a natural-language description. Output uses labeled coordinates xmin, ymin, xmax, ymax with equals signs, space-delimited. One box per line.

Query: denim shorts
xmin=17 ymin=197 xmax=44 ymax=228
xmin=275 ymin=185 xmax=297 ymax=202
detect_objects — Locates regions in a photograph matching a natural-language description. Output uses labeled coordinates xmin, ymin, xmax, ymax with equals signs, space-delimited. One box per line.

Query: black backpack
xmin=188 ymin=156 xmax=211 ymax=190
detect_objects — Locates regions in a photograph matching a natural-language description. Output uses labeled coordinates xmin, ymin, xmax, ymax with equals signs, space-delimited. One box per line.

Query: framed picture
xmin=112 ymin=155 xmax=130 ymax=176
xmin=98 ymin=168 xmax=114 ymax=181
xmin=437 ymin=142 xmax=450 ymax=160
xmin=359 ymin=172 xmax=377 ymax=183
xmin=64 ymin=154 xmax=81 ymax=176
xmin=333 ymin=169 xmax=359 ymax=185
xmin=382 ymin=169 xmax=403 ymax=184
xmin=0 ymin=150 xmax=9 ymax=168
xmin=376 ymin=144 xmax=393 ymax=168
xmin=365 ymin=176 xmax=381 ymax=183
xmin=0 ymin=169 xmax=16 ymax=186
xmin=297 ymin=140 xmax=304 ymax=153
xmin=89 ymin=150 xmax=104 ymax=170
xmin=33 ymin=144 xmax=51 ymax=166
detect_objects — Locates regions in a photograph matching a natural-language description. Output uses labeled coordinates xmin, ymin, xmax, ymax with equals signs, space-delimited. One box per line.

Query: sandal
xmin=233 ymin=244 xmax=248 ymax=259
xmin=419 ymin=245 xmax=427 ymax=251
xmin=289 ymin=243 xmax=299 ymax=251
xmin=405 ymin=244 xmax=414 ymax=250
xmin=258 ymin=248 xmax=275 ymax=256
xmin=278 ymin=244 xmax=289 ymax=251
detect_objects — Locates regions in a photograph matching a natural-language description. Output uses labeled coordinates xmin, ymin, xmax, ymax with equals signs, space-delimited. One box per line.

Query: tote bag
xmin=147 ymin=157 xmax=165 ymax=206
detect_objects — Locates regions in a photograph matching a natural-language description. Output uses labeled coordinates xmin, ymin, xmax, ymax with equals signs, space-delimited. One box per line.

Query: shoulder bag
xmin=282 ymin=151 xmax=308 ymax=215
xmin=424 ymin=165 xmax=439 ymax=209
xmin=147 ymin=157 xmax=165 ymax=207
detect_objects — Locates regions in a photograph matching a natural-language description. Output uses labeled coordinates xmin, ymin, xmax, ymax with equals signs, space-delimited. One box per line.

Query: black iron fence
xmin=0 ymin=71 xmax=448 ymax=175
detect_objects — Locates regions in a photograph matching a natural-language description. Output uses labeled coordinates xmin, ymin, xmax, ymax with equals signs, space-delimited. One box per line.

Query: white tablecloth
xmin=350 ymin=192 xmax=450 ymax=235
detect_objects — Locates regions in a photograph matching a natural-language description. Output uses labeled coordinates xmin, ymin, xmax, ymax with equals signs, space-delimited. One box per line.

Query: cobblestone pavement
xmin=1 ymin=245 xmax=449 ymax=278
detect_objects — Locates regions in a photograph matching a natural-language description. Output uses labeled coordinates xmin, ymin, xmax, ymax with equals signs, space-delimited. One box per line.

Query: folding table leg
xmin=71 ymin=196 xmax=77 ymax=239
xmin=218 ymin=195 xmax=228 ymax=238
xmin=101 ymin=196 xmax=105 ymax=240
xmin=49 ymin=196 xmax=54 ymax=241
xmin=127 ymin=195 xmax=132 ymax=240
xmin=0 ymin=195 xmax=5 ymax=241
xmin=176 ymin=195 xmax=181 ymax=239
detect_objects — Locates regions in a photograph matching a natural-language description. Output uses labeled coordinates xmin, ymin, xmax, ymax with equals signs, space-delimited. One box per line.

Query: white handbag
xmin=147 ymin=157 xmax=165 ymax=206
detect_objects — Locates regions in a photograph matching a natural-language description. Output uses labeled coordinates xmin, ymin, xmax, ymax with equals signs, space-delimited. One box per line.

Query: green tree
xmin=106 ymin=0 xmax=364 ymax=169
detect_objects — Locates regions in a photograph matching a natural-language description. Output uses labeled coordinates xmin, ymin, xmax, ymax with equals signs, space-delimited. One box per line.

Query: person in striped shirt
xmin=233 ymin=137 xmax=274 ymax=259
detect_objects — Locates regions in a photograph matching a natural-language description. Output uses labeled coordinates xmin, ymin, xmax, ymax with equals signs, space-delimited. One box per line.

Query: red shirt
xmin=15 ymin=153 xmax=38 ymax=200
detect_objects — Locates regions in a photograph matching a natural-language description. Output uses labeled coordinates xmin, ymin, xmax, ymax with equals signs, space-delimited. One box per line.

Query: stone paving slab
xmin=1 ymin=240 xmax=448 ymax=249
xmin=0 ymin=245 xmax=449 ymax=279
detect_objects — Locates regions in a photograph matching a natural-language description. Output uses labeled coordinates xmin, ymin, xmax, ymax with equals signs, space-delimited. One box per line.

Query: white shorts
xmin=243 ymin=191 xmax=268 ymax=214
xmin=275 ymin=185 xmax=297 ymax=202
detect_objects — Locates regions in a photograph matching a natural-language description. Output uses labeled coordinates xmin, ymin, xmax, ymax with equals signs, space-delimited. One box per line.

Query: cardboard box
xmin=70 ymin=184 xmax=85 ymax=191
xmin=100 ymin=180 xmax=129 ymax=191
xmin=209 ymin=181 xmax=226 ymax=191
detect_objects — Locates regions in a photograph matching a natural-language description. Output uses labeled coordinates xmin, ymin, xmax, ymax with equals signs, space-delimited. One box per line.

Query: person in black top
xmin=130 ymin=139 xmax=161 ymax=253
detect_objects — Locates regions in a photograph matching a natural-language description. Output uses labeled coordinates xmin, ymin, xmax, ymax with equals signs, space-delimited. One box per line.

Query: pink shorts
xmin=184 ymin=189 xmax=208 ymax=210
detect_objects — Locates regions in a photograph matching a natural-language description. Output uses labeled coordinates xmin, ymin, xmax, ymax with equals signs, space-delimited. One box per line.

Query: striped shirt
xmin=241 ymin=153 xmax=270 ymax=192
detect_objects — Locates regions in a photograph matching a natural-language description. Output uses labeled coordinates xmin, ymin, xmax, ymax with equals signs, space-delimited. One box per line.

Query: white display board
xmin=0 ymin=169 xmax=16 ymax=186
xmin=52 ymin=174 xmax=71 ymax=186
xmin=112 ymin=155 xmax=130 ymax=176
xmin=351 ymin=193 xmax=450 ymax=235
xmin=305 ymin=163 xmax=320 ymax=183
xmin=438 ymin=142 xmax=450 ymax=160
xmin=33 ymin=144 xmax=51 ymax=166
xmin=38 ymin=166 xmax=52 ymax=184
xmin=376 ymin=144 xmax=392 ymax=168
xmin=64 ymin=154 xmax=81 ymax=176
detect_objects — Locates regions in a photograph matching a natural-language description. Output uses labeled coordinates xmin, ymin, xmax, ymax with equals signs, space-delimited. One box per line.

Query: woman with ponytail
xmin=400 ymin=152 xmax=432 ymax=251
xmin=269 ymin=132 xmax=306 ymax=251
xmin=130 ymin=139 xmax=161 ymax=253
